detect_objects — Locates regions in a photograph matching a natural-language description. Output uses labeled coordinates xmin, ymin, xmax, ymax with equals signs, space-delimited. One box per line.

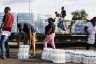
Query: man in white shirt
xmin=84 ymin=17 xmax=96 ymax=50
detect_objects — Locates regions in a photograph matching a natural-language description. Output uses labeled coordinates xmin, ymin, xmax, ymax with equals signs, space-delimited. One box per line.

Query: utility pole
xmin=29 ymin=0 xmax=30 ymax=13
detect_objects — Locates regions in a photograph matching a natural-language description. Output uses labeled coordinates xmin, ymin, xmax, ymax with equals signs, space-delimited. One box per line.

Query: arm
xmin=18 ymin=27 xmax=22 ymax=45
xmin=29 ymin=29 xmax=32 ymax=45
xmin=84 ymin=26 xmax=89 ymax=35
xmin=17 ymin=23 xmax=23 ymax=45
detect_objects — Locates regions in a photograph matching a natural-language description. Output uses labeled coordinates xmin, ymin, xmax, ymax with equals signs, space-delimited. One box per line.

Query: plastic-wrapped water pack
xmin=51 ymin=49 xmax=65 ymax=63
xmin=17 ymin=45 xmax=30 ymax=60
xmin=42 ymin=48 xmax=96 ymax=64
xmin=65 ymin=50 xmax=74 ymax=63
xmin=71 ymin=50 xmax=83 ymax=63
xmin=41 ymin=48 xmax=53 ymax=61
xmin=71 ymin=20 xmax=85 ymax=34
xmin=82 ymin=51 xmax=96 ymax=64
xmin=87 ymin=35 xmax=95 ymax=44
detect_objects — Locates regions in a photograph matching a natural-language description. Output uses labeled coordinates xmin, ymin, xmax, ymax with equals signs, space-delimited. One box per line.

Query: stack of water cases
xmin=71 ymin=20 xmax=85 ymax=34
xmin=18 ymin=45 xmax=30 ymax=60
xmin=41 ymin=48 xmax=65 ymax=63
xmin=41 ymin=48 xmax=96 ymax=64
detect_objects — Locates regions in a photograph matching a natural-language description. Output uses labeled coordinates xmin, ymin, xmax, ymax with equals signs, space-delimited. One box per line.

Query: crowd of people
xmin=0 ymin=6 xmax=96 ymax=60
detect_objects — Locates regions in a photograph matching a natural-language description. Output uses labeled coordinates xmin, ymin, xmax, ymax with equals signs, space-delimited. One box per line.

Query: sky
xmin=0 ymin=0 xmax=96 ymax=20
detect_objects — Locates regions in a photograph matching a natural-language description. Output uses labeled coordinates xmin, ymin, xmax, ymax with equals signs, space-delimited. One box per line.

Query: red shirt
xmin=2 ymin=12 xmax=14 ymax=32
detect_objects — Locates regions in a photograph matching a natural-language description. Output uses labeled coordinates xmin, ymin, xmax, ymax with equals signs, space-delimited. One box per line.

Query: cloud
xmin=10 ymin=0 xmax=35 ymax=3
xmin=0 ymin=0 xmax=36 ymax=5
xmin=0 ymin=0 xmax=96 ymax=19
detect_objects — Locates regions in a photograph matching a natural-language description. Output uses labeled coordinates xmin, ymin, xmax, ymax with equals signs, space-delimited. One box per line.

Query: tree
xmin=71 ymin=9 xmax=88 ymax=20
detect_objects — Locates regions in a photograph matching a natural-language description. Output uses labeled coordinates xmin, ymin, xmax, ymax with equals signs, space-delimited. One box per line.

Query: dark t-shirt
xmin=17 ymin=23 xmax=36 ymax=34
xmin=61 ymin=10 xmax=66 ymax=18
xmin=45 ymin=23 xmax=55 ymax=35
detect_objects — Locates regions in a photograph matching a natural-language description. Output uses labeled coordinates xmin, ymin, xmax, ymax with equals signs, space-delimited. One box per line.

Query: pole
xmin=29 ymin=0 xmax=30 ymax=13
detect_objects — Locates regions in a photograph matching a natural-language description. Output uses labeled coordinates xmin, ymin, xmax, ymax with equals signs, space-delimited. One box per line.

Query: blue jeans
xmin=0 ymin=35 xmax=10 ymax=57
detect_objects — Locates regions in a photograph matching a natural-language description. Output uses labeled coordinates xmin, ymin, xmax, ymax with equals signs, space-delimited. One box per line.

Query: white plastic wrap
xmin=51 ymin=49 xmax=65 ymax=63
xmin=71 ymin=20 xmax=85 ymax=34
xmin=82 ymin=51 xmax=96 ymax=64
xmin=87 ymin=35 xmax=95 ymax=44
xmin=65 ymin=50 xmax=73 ymax=63
xmin=41 ymin=48 xmax=53 ymax=61
xmin=17 ymin=45 xmax=30 ymax=60
xmin=41 ymin=48 xmax=96 ymax=64
xmin=71 ymin=51 xmax=83 ymax=63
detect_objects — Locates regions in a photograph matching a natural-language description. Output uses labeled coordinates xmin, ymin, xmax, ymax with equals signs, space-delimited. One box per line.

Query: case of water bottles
xmin=71 ymin=20 xmax=85 ymax=34
xmin=41 ymin=48 xmax=65 ymax=63
xmin=41 ymin=48 xmax=96 ymax=64
xmin=17 ymin=45 xmax=30 ymax=60
xmin=82 ymin=51 xmax=96 ymax=64
xmin=51 ymin=49 xmax=65 ymax=63
xmin=87 ymin=35 xmax=95 ymax=44
xmin=71 ymin=50 xmax=83 ymax=63
xmin=41 ymin=48 xmax=53 ymax=61
xmin=65 ymin=50 xmax=74 ymax=63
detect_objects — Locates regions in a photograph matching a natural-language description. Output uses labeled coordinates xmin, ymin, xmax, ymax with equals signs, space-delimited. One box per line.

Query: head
xmin=55 ymin=11 xmax=58 ymax=14
xmin=47 ymin=18 xmax=55 ymax=24
xmin=90 ymin=17 xmax=96 ymax=26
xmin=17 ymin=23 xmax=24 ymax=31
xmin=61 ymin=6 xmax=64 ymax=10
xmin=55 ymin=11 xmax=60 ymax=17
xmin=4 ymin=7 xmax=11 ymax=13
xmin=91 ymin=17 xmax=96 ymax=22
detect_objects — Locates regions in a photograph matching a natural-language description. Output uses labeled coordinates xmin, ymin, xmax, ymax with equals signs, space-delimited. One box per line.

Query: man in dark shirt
xmin=43 ymin=18 xmax=56 ymax=48
xmin=60 ymin=6 xmax=67 ymax=31
xmin=61 ymin=6 xmax=66 ymax=18
xmin=17 ymin=22 xmax=36 ymax=56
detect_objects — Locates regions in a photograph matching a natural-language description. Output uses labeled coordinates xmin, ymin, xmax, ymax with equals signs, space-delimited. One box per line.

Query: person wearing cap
xmin=43 ymin=18 xmax=56 ymax=48
xmin=0 ymin=7 xmax=14 ymax=59
xmin=17 ymin=22 xmax=36 ymax=56
xmin=84 ymin=17 xmax=96 ymax=50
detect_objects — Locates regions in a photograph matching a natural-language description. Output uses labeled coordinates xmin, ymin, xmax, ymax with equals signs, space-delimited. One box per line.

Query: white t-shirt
xmin=1 ymin=30 xmax=11 ymax=36
xmin=54 ymin=17 xmax=60 ymax=25
xmin=85 ymin=22 xmax=95 ymax=35
xmin=85 ymin=22 xmax=95 ymax=44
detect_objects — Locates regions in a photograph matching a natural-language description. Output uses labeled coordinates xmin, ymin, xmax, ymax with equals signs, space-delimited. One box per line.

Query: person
xmin=17 ymin=22 xmax=36 ymax=56
xmin=61 ymin=6 xmax=66 ymax=19
xmin=55 ymin=11 xmax=60 ymax=17
xmin=43 ymin=18 xmax=56 ymax=48
xmin=0 ymin=7 xmax=14 ymax=59
xmin=61 ymin=6 xmax=67 ymax=29
xmin=84 ymin=17 xmax=96 ymax=50
xmin=54 ymin=11 xmax=60 ymax=33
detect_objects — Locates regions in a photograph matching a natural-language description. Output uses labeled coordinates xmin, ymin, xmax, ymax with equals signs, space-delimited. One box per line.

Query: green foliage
xmin=71 ymin=9 xmax=88 ymax=20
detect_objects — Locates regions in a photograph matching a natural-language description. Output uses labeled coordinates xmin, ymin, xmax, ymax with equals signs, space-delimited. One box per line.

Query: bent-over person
xmin=17 ymin=22 xmax=36 ymax=56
